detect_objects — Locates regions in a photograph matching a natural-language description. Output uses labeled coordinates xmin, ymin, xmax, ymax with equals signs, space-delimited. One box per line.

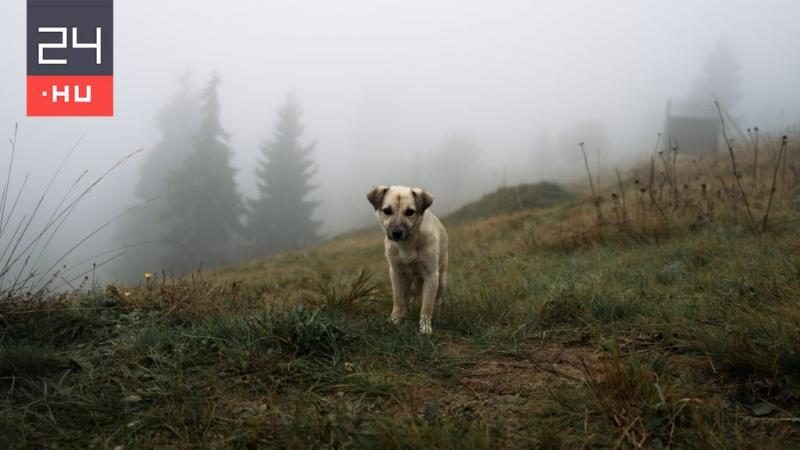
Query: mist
xmin=1 ymin=0 xmax=799 ymax=283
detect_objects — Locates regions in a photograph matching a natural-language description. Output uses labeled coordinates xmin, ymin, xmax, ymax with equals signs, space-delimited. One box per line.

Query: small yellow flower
xmin=144 ymin=272 xmax=153 ymax=280
xmin=124 ymin=291 xmax=131 ymax=297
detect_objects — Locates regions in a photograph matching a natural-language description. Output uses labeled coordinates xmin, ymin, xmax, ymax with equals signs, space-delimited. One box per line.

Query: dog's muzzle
xmin=387 ymin=225 xmax=408 ymax=241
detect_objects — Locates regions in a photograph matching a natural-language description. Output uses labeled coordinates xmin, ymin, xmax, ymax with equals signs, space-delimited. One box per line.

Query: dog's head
xmin=367 ymin=185 xmax=433 ymax=242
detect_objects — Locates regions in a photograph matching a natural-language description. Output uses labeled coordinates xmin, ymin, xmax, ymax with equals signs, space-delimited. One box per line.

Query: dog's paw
xmin=419 ymin=316 xmax=433 ymax=335
xmin=389 ymin=309 xmax=405 ymax=324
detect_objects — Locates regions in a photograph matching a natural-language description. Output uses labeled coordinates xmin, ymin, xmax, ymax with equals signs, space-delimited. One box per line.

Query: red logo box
xmin=27 ymin=0 xmax=114 ymax=117
xmin=27 ymin=75 xmax=113 ymax=116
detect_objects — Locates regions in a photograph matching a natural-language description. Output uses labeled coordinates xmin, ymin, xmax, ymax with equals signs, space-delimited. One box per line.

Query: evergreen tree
xmin=111 ymin=72 xmax=200 ymax=280
xmin=246 ymin=95 xmax=321 ymax=255
xmin=161 ymin=74 xmax=244 ymax=273
xmin=689 ymin=39 xmax=743 ymax=112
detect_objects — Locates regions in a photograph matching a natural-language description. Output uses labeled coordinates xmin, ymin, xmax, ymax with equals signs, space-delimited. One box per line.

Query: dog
xmin=367 ymin=185 xmax=448 ymax=334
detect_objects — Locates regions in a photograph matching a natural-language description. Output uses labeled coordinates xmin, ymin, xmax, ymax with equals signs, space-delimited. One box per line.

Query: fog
xmin=1 ymin=0 xmax=799 ymax=283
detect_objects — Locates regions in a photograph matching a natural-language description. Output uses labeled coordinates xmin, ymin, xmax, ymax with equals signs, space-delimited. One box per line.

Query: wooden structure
xmin=663 ymin=98 xmax=720 ymax=156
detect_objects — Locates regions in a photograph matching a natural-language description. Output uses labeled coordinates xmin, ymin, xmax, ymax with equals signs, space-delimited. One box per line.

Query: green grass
xmin=2 ymin=176 xmax=800 ymax=448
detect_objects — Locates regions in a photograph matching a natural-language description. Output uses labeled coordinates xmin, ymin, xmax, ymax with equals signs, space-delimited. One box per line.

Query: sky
xmin=0 ymin=0 xmax=798 ymax=282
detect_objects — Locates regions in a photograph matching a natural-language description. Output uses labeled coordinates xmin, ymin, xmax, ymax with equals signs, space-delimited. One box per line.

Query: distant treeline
xmin=113 ymin=74 xmax=320 ymax=279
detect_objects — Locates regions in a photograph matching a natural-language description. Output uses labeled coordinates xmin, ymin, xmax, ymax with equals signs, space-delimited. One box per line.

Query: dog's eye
xmin=404 ymin=208 xmax=416 ymax=217
xmin=382 ymin=207 xmax=393 ymax=215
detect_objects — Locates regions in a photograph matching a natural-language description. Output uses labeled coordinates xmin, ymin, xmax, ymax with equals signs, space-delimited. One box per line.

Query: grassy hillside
xmin=2 ymin=135 xmax=800 ymax=448
xmin=444 ymin=181 xmax=575 ymax=225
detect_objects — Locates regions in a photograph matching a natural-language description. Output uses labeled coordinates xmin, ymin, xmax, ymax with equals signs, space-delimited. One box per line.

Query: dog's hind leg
xmin=407 ymin=276 xmax=421 ymax=307
xmin=433 ymin=270 xmax=446 ymax=319
xmin=436 ymin=271 xmax=446 ymax=305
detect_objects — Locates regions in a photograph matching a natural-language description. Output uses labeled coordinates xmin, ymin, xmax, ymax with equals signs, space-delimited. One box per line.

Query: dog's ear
xmin=367 ymin=186 xmax=389 ymax=210
xmin=411 ymin=187 xmax=434 ymax=214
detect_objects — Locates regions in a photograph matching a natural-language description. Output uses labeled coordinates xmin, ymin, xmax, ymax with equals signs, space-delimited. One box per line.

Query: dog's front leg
xmin=419 ymin=271 xmax=439 ymax=335
xmin=389 ymin=266 xmax=408 ymax=324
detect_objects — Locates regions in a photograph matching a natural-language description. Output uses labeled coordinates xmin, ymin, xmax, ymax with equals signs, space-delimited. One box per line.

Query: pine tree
xmin=111 ymin=72 xmax=200 ymax=280
xmin=246 ymin=95 xmax=321 ymax=255
xmin=689 ymin=39 xmax=743 ymax=112
xmin=161 ymin=74 xmax=244 ymax=273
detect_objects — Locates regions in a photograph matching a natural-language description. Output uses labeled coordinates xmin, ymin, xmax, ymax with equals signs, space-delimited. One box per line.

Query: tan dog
xmin=367 ymin=186 xmax=448 ymax=334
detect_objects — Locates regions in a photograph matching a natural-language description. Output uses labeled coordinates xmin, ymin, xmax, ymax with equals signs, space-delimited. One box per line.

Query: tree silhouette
xmin=246 ymin=95 xmax=321 ymax=255
xmin=161 ymin=74 xmax=244 ymax=273
xmin=112 ymin=72 xmax=200 ymax=280
xmin=689 ymin=39 xmax=743 ymax=112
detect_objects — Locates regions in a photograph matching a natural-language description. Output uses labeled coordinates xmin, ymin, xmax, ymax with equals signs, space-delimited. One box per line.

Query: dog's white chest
xmin=396 ymin=247 xmax=419 ymax=264
xmin=387 ymin=241 xmax=420 ymax=266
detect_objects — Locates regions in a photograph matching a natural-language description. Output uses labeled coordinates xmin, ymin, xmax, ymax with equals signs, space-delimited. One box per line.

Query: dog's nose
xmin=391 ymin=229 xmax=404 ymax=240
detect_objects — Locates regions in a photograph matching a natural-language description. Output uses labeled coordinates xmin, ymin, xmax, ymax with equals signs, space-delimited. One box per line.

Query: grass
xmin=0 ymin=124 xmax=144 ymax=299
xmin=445 ymin=181 xmax=574 ymax=225
xmin=1 ymin=130 xmax=799 ymax=448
